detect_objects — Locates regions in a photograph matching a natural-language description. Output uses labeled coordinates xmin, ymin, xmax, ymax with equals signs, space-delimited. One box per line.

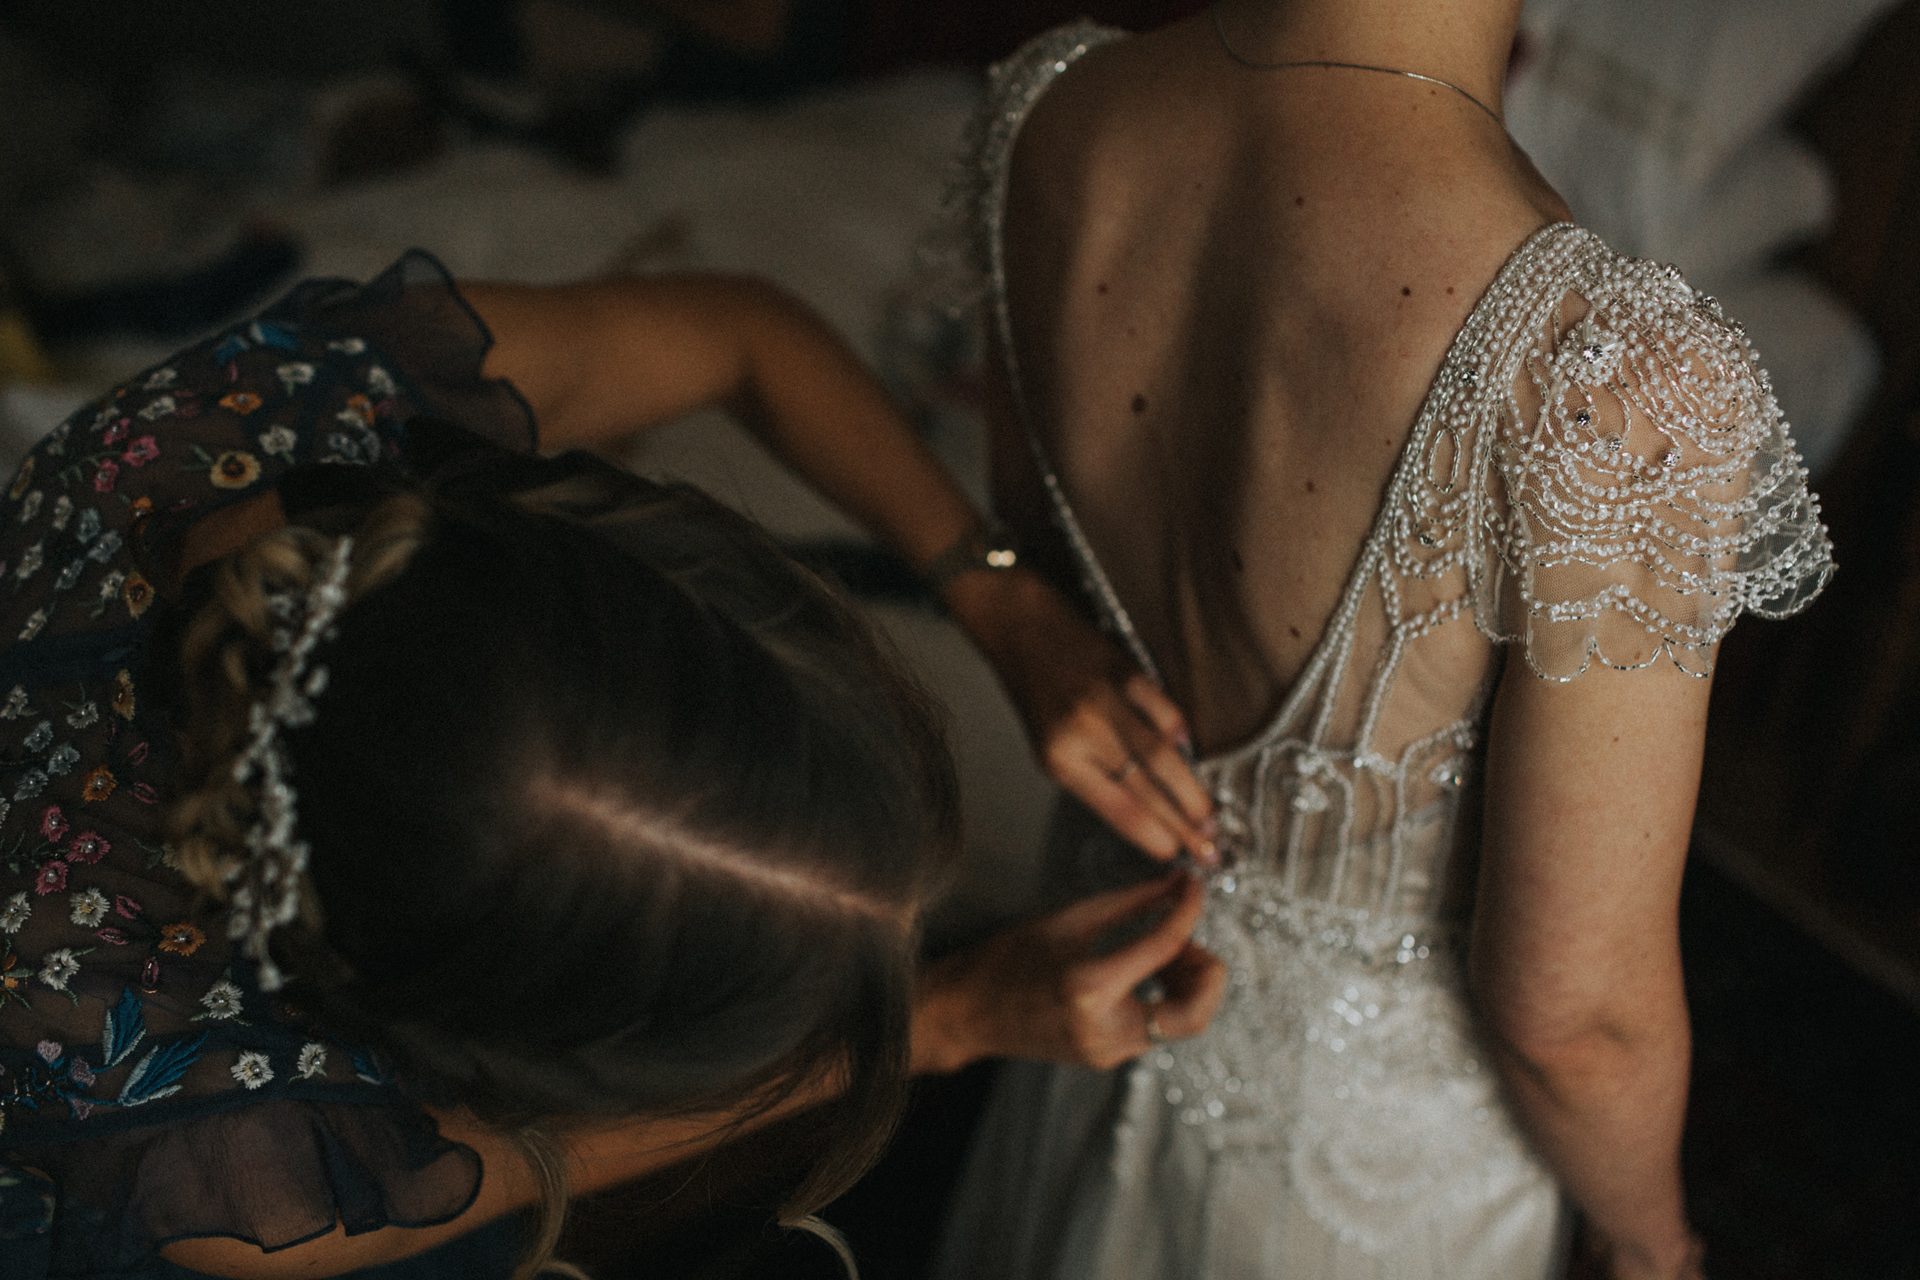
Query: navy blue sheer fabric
xmin=0 ymin=252 xmax=533 ymax=1278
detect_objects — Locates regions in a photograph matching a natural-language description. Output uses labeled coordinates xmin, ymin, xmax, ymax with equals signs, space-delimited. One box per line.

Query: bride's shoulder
xmin=1462 ymin=225 xmax=1834 ymax=680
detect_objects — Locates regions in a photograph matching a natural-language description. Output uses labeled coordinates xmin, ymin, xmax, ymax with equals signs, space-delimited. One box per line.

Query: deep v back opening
xmin=986 ymin=68 xmax=1564 ymax=766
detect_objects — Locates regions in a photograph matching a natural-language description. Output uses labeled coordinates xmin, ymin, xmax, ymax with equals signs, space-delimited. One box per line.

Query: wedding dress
xmin=931 ymin=23 xmax=1832 ymax=1280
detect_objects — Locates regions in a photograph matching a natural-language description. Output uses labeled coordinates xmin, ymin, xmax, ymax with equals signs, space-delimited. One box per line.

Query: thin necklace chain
xmin=1210 ymin=5 xmax=1503 ymax=126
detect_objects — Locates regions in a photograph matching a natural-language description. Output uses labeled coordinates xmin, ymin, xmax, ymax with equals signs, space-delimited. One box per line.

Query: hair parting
xmin=161 ymin=446 xmax=958 ymax=1280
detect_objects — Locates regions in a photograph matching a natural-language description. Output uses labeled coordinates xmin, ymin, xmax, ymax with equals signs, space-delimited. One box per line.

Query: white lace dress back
xmin=931 ymin=23 xmax=1832 ymax=1280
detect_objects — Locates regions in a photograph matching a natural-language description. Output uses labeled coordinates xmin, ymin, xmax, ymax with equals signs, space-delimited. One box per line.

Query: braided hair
xmin=160 ymin=437 xmax=960 ymax=1277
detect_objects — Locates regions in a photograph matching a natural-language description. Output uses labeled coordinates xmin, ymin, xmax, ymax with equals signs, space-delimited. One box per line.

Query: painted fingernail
xmin=1198 ymin=839 xmax=1220 ymax=866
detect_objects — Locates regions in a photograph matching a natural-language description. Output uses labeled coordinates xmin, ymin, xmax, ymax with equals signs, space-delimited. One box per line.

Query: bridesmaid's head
xmin=160 ymin=443 xmax=959 ymax=1266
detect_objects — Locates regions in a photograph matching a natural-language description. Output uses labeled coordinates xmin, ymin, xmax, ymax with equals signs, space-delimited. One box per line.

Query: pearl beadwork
xmin=945 ymin=19 xmax=1834 ymax=1253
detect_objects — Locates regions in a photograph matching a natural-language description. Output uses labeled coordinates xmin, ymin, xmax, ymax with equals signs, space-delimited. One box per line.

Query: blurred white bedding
xmin=1508 ymin=0 xmax=1898 ymax=475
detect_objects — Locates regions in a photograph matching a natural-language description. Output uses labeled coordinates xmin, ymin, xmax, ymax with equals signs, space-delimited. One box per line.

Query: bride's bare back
xmin=949 ymin=7 xmax=1828 ymax=1277
xmin=996 ymin=8 xmax=1566 ymax=749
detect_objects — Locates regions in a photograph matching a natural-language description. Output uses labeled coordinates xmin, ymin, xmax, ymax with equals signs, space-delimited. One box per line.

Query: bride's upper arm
xmin=1462 ymin=262 xmax=1832 ymax=1053
xmin=1468 ymin=655 xmax=1709 ymax=1058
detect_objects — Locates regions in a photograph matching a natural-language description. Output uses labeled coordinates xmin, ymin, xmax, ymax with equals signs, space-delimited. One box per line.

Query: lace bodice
xmin=959 ymin=23 xmax=1833 ymax=1252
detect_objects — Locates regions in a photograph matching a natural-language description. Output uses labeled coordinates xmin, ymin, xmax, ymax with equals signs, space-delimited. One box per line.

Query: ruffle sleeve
xmin=0 ymin=250 xmax=521 ymax=1275
xmin=1472 ymin=246 xmax=1834 ymax=680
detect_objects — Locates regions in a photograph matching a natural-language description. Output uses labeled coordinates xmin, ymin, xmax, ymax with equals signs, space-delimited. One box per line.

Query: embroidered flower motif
xmin=92 ymin=460 xmax=119 ymax=494
xmin=2 ymin=686 xmax=30 ymax=719
xmin=210 ymin=451 xmax=261 ymax=489
xmin=66 ymin=831 xmax=109 ymax=865
xmin=112 ymin=670 xmax=136 ymax=720
xmin=80 ymin=765 xmax=116 ymax=802
xmin=276 ymin=362 xmax=315 ymax=395
xmin=122 ymin=574 xmax=152 ymax=619
xmin=1 ymin=953 xmax=24 ymax=993
xmin=121 ymin=436 xmax=160 ymax=467
xmin=128 ymin=496 xmax=152 ymax=519
xmin=136 ymin=395 xmax=176 ymax=422
xmin=158 ymin=921 xmax=205 ymax=956
xmin=131 ymin=782 xmax=157 ymax=805
xmin=39 ymin=805 xmax=66 ymax=841
xmin=201 ymin=978 xmax=244 ymax=1020
xmin=101 ymin=419 xmax=127 ymax=447
xmin=219 ymin=391 xmax=263 ymax=415
xmin=68 ymin=1057 xmax=95 ymax=1087
xmin=258 ymin=425 xmax=297 ymax=459
xmin=15 ymin=542 xmax=43 ymax=580
xmin=53 ymin=558 xmax=85 ymax=591
xmin=18 ymin=608 xmax=48 ymax=642
xmin=46 ymin=743 xmax=80 ymax=776
xmin=38 ymin=948 xmax=80 ymax=990
xmin=13 ymin=768 xmax=49 ymax=801
xmin=327 ymin=337 xmax=366 ymax=355
xmin=17 ymin=490 xmax=42 ymax=524
xmin=48 ymin=495 xmax=72 ymax=531
xmin=114 ymin=894 xmax=142 ymax=918
xmin=324 ymin=432 xmax=364 ymax=462
xmin=23 ymin=720 xmax=52 ymax=752
xmin=231 ymin=1051 xmax=273 ymax=1089
xmin=127 ymin=741 xmax=149 ymax=765
xmin=36 ymin=1040 xmax=59 ymax=1063
xmin=95 ymin=927 xmax=129 ymax=946
xmin=0 ymin=798 xmax=10 ymax=827
xmin=0 ymin=893 xmax=31 ymax=934
xmin=33 ymin=862 xmax=68 ymax=896
xmin=65 ymin=702 xmax=98 ymax=730
xmin=87 ymin=530 xmax=123 ymax=564
xmin=296 ymin=1042 xmax=328 ymax=1079
xmin=337 ymin=394 xmax=375 ymax=429
xmin=95 ymin=573 xmax=124 ymax=616
xmin=9 ymin=455 xmax=34 ymax=500
xmin=69 ymin=889 xmax=109 ymax=928
xmin=367 ymin=365 xmax=397 ymax=397
xmin=144 ymin=367 xmax=178 ymax=390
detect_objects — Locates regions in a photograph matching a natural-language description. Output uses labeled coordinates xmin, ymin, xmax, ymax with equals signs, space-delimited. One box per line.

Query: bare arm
xmin=1471 ymin=656 xmax=1709 ymax=1280
xmin=465 ymin=274 xmax=1214 ymax=862
xmin=465 ymin=274 xmax=980 ymax=574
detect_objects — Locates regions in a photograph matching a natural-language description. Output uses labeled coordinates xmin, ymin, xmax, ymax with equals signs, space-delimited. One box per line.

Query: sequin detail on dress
xmin=940 ymin=21 xmax=1833 ymax=1268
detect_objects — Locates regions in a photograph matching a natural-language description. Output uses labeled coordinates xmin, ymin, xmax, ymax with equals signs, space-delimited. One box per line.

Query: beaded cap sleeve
xmin=1460 ymin=233 xmax=1834 ymax=679
xmin=0 ymin=251 xmax=529 ymax=1275
xmin=948 ymin=28 xmax=1836 ymax=1259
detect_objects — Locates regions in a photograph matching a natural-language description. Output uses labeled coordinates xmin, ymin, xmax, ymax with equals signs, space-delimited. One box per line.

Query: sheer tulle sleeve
xmin=1473 ymin=252 xmax=1834 ymax=680
xmin=0 ymin=251 xmax=520 ymax=1276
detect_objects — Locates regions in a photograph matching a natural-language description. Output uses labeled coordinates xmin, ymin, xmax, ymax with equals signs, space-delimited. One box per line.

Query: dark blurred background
xmin=2 ymin=2 xmax=1917 ymax=1278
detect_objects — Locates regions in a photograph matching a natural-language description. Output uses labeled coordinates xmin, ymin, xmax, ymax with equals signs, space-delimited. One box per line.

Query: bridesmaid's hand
xmin=911 ymin=873 xmax=1227 ymax=1074
xmin=942 ymin=566 xmax=1217 ymax=865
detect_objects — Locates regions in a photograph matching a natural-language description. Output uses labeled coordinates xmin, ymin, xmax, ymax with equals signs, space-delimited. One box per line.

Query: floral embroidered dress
xmin=931 ymin=25 xmax=1834 ymax=1280
xmin=0 ymin=253 xmax=534 ymax=1278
